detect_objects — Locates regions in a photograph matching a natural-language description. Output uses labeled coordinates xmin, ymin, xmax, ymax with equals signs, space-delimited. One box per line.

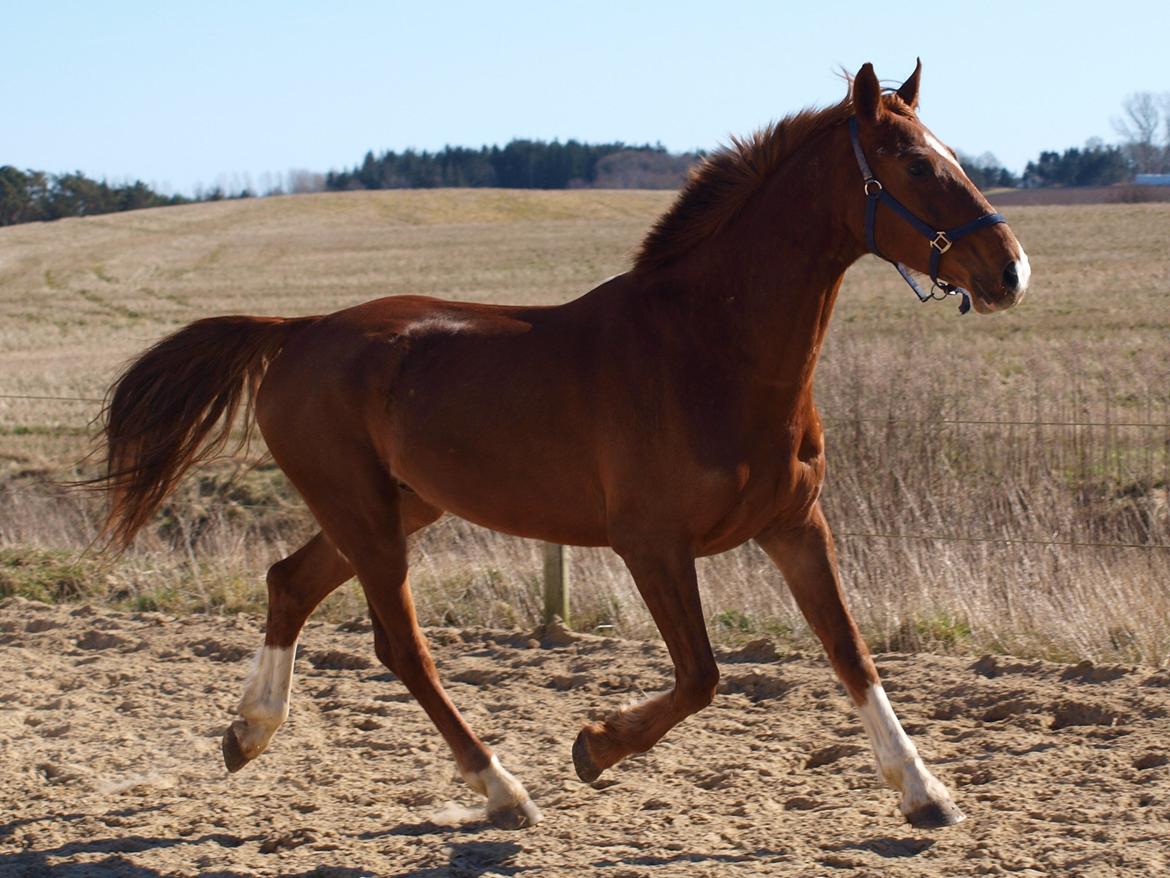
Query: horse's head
xmin=849 ymin=61 xmax=1029 ymax=313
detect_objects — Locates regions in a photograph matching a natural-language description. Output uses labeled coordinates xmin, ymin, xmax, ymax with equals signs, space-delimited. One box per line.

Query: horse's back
xmin=257 ymin=291 xmax=614 ymax=544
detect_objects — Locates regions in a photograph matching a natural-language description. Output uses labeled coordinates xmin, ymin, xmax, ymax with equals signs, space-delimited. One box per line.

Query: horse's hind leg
xmin=755 ymin=503 xmax=963 ymax=828
xmin=223 ymin=530 xmax=352 ymax=772
xmin=223 ymin=495 xmax=442 ymax=771
xmin=288 ymin=454 xmax=540 ymax=829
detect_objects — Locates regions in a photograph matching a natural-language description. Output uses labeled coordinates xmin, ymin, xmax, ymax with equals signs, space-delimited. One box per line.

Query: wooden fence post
xmin=542 ymin=542 xmax=570 ymax=627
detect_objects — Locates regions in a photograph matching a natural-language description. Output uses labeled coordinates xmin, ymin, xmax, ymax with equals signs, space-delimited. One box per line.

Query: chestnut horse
xmin=94 ymin=62 xmax=1028 ymax=829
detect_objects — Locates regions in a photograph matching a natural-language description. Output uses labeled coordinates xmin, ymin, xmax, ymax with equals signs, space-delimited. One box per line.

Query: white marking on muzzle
xmin=1013 ymin=248 xmax=1032 ymax=293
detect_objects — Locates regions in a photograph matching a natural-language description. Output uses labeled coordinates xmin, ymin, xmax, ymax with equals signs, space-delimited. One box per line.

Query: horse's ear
xmin=896 ymin=58 xmax=922 ymax=110
xmin=853 ymin=63 xmax=882 ymax=123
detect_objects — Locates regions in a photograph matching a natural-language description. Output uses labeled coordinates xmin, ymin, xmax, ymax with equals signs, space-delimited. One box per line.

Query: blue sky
xmin=4 ymin=1 xmax=1166 ymax=195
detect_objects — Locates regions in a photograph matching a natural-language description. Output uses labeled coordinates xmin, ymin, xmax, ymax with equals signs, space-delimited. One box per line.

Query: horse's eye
xmin=908 ymin=159 xmax=930 ymax=178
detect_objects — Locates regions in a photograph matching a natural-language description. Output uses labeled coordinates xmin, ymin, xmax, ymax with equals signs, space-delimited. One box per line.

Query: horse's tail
xmin=89 ymin=314 xmax=316 ymax=549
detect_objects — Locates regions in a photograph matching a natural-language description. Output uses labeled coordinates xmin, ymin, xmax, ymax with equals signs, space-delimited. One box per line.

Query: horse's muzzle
xmin=1003 ymin=251 xmax=1030 ymax=298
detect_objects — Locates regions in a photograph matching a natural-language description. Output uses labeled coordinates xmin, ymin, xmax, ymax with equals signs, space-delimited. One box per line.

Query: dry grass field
xmin=1 ymin=190 xmax=1168 ymax=663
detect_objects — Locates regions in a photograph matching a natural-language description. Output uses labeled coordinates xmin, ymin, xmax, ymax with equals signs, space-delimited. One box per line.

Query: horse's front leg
xmin=573 ymin=541 xmax=719 ymax=783
xmin=756 ymin=503 xmax=963 ymax=828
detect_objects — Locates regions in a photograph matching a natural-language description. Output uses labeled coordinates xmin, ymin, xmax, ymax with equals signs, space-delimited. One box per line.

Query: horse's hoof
xmin=221 ymin=723 xmax=251 ymax=774
xmin=487 ymin=796 xmax=543 ymax=830
xmin=904 ymin=798 xmax=965 ymax=829
xmin=572 ymin=730 xmax=602 ymax=784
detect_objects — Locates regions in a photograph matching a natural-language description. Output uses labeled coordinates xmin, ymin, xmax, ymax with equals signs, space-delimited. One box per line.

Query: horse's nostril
xmin=1002 ymin=261 xmax=1019 ymax=292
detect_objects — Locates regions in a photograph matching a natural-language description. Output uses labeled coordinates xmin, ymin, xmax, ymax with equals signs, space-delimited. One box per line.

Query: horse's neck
xmin=671 ymin=132 xmax=861 ymax=403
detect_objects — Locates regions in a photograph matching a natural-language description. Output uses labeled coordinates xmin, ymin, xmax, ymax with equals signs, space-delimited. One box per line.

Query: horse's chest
xmin=695 ymin=448 xmax=825 ymax=555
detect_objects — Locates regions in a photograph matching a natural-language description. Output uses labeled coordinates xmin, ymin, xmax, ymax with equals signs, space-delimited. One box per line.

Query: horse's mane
xmin=634 ymin=92 xmax=912 ymax=274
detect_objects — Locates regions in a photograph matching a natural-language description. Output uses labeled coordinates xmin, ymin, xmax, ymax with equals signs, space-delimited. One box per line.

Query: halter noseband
xmin=848 ymin=116 xmax=1005 ymax=315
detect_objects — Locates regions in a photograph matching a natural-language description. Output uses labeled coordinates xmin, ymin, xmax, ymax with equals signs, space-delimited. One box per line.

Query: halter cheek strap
xmin=848 ymin=116 xmax=1006 ymax=315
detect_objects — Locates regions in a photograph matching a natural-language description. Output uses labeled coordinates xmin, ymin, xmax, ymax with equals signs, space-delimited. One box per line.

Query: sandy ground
xmin=1 ymin=597 xmax=1168 ymax=877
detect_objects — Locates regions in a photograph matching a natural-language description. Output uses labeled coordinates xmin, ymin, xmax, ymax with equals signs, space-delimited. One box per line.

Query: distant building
xmin=1134 ymin=174 xmax=1170 ymax=186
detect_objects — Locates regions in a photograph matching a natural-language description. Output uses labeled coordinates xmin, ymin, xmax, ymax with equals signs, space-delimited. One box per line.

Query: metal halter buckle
xmin=863 ymin=178 xmax=882 ymax=198
xmin=930 ymin=232 xmax=952 ymax=253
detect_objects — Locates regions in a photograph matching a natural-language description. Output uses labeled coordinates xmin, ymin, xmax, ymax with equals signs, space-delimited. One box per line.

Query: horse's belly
xmin=412 ymin=473 xmax=611 ymax=546
xmin=386 ymin=414 xmax=610 ymax=546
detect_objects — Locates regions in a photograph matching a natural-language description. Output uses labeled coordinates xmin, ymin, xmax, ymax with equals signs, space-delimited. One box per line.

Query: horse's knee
xmin=676 ymin=664 xmax=719 ymax=713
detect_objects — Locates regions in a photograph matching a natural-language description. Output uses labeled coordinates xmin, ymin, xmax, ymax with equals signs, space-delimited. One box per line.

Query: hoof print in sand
xmin=1050 ymin=700 xmax=1119 ymax=730
xmin=718 ymin=671 xmax=791 ymax=701
xmin=309 ymin=649 xmax=372 ymax=671
xmin=190 ymin=639 xmax=252 ymax=662
xmin=805 ymin=744 xmax=864 ymax=769
xmin=77 ymin=630 xmax=128 ymax=651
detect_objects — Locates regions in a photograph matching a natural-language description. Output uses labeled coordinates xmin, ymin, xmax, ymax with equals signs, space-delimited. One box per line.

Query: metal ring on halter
xmin=930 ymin=280 xmax=963 ymax=300
xmin=863 ymin=179 xmax=882 ymax=198
xmin=930 ymin=232 xmax=952 ymax=253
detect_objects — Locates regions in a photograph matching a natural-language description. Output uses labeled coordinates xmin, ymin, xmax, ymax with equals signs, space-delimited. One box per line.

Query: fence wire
xmin=2 ymin=392 xmax=1169 ymax=553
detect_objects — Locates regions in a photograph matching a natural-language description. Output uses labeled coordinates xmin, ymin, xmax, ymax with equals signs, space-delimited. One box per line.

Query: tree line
xmin=958 ymin=142 xmax=1130 ymax=189
xmin=324 ymin=140 xmax=697 ymax=191
xmin=2 ymin=92 xmax=1167 ymax=228
xmin=321 ymin=91 xmax=1170 ymax=195
xmin=0 ymin=166 xmax=191 ymax=227
xmin=323 ymin=138 xmax=1140 ymax=196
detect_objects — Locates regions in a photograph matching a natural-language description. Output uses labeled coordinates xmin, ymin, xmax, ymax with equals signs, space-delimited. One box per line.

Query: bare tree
xmin=258 ymin=171 xmax=283 ymax=196
xmin=1114 ymin=92 xmax=1170 ymax=173
xmin=287 ymin=169 xmax=325 ymax=194
xmin=1163 ymin=94 xmax=1170 ymax=153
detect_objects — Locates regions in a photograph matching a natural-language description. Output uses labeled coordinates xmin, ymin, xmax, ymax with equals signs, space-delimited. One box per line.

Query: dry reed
xmin=1 ymin=191 xmax=1167 ymax=663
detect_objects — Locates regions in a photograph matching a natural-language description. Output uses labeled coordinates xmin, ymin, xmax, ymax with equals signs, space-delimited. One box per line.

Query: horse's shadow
xmin=356 ymin=816 xmax=493 ymax=840
xmin=592 ymin=848 xmax=789 ymax=869
xmin=0 ymin=814 xmax=517 ymax=878
xmin=359 ymin=818 xmax=524 ymax=877
xmin=393 ymin=840 xmax=525 ymax=878
xmin=588 ymin=835 xmax=934 ymax=872
xmin=823 ymin=835 xmax=936 ymax=858
xmin=0 ymin=808 xmax=932 ymax=876
xmin=0 ymin=837 xmax=378 ymax=878
xmin=0 ymin=806 xmax=165 ymax=841
xmin=0 ymin=831 xmax=258 ymax=878
xmin=0 ymin=856 xmax=372 ymax=878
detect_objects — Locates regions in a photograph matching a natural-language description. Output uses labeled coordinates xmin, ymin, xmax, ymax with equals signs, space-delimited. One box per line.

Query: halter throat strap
xmin=847 ymin=116 xmax=1006 ymax=314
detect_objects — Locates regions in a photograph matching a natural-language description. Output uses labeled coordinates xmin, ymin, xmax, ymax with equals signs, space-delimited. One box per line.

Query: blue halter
xmin=848 ymin=116 xmax=1006 ymax=315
